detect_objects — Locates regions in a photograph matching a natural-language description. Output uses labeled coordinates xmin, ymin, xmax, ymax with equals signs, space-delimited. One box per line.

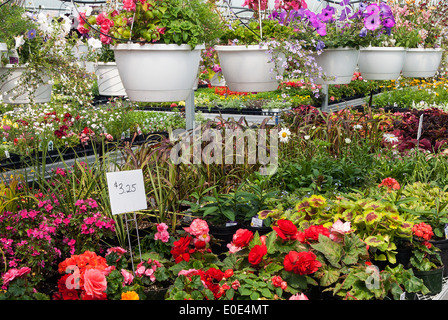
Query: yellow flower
xmin=121 ymin=291 xmax=139 ymax=300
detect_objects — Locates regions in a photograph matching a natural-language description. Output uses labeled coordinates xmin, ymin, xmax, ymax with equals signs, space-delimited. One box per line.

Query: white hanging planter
xmin=402 ymin=48 xmax=444 ymax=78
xmin=214 ymin=45 xmax=283 ymax=92
xmin=112 ymin=43 xmax=204 ymax=102
xmin=95 ymin=62 xmax=126 ymax=96
xmin=358 ymin=47 xmax=407 ymax=80
xmin=314 ymin=48 xmax=360 ymax=85
xmin=0 ymin=65 xmax=52 ymax=104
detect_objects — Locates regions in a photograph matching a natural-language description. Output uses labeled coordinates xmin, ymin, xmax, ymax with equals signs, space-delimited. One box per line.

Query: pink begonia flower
xmin=135 ymin=265 xmax=146 ymax=277
xmin=157 ymin=223 xmax=168 ymax=232
xmin=178 ymin=269 xmax=199 ymax=277
xmin=329 ymin=219 xmax=351 ymax=242
xmin=289 ymin=293 xmax=309 ymax=300
xmin=122 ymin=0 xmax=136 ymax=11
xmin=154 ymin=231 xmax=170 ymax=242
xmin=227 ymin=243 xmax=243 ymax=254
xmin=106 ymin=247 xmax=127 ymax=256
xmin=184 ymin=219 xmax=209 ymax=238
xmin=121 ymin=269 xmax=134 ymax=286
xmin=83 ymin=269 xmax=107 ymax=299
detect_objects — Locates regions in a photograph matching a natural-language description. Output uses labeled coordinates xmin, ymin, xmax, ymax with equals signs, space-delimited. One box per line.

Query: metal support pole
xmin=185 ymin=90 xmax=195 ymax=131
xmin=321 ymin=84 xmax=329 ymax=112
xmin=124 ymin=212 xmax=142 ymax=275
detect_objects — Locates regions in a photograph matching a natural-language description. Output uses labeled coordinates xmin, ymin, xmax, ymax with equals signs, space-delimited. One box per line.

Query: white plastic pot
xmin=358 ymin=47 xmax=407 ymax=80
xmin=402 ymin=48 xmax=443 ymax=78
xmin=0 ymin=65 xmax=52 ymax=104
xmin=95 ymin=62 xmax=126 ymax=96
xmin=214 ymin=45 xmax=283 ymax=92
xmin=112 ymin=43 xmax=204 ymax=102
xmin=314 ymin=48 xmax=360 ymax=84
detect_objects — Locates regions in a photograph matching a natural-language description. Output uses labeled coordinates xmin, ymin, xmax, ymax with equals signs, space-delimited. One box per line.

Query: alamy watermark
xmin=169 ymin=126 xmax=279 ymax=175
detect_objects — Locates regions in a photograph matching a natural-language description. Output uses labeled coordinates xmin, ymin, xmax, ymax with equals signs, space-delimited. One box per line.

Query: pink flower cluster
xmin=75 ymin=199 xmax=115 ymax=235
xmin=77 ymin=12 xmax=89 ymax=34
xmin=154 ymin=223 xmax=170 ymax=243
xmin=135 ymin=258 xmax=162 ymax=282
xmin=183 ymin=218 xmax=210 ymax=247
xmin=95 ymin=12 xmax=115 ymax=45
xmin=1 ymin=267 xmax=31 ymax=289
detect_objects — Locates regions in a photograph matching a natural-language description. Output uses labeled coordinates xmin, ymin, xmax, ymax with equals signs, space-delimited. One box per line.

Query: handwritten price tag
xmin=106 ymin=169 xmax=147 ymax=215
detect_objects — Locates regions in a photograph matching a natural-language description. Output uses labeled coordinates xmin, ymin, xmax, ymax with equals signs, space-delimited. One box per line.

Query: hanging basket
xmin=402 ymin=48 xmax=444 ymax=78
xmin=314 ymin=47 xmax=360 ymax=85
xmin=112 ymin=43 xmax=204 ymax=102
xmin=358 ymin=47 xmax=407 ymax=80
xmin=0 ymin=65 xmax=52 ymax=104
xmin=95 ymin=62 xmax=126 ymax=97
xmin=214 ymin=45 xmax=283 ymax=92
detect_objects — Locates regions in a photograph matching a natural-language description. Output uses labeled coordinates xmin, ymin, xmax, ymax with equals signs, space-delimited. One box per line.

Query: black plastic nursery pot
xmin=414 ymin=267 xmax=444 ymax=295
xmin=209 ymin=223 xmax=240 ymax=256
xmin=430 ymin=238 xmax=448 ymax=277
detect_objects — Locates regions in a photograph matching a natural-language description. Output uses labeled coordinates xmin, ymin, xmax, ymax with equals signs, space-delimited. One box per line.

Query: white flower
xmin=345 ymin=138 xmax=351 ymax=144
xmin=278 ymin=128 xmax=291 ymax=143
xmin=14 ymin=35 xmax=25 ymax=49
xmin=353 ymin=124 xmax=362 ymax=130
xmin=87 ymin=38 xmax=102 ymax=49
xmin=383 ymin=133 xmax=399 ymax=143
xmin=304 ymin=135 xmax=310 ymax=140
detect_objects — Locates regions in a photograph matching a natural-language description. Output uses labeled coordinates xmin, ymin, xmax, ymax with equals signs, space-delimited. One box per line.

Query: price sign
xmin=106 ymin=169 xmax=147 ymax=215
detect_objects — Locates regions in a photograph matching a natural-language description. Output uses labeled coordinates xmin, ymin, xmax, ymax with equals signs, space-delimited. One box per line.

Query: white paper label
xmin=251 ymin=216 xmax=263 ymax=228
xmin=106 ymin=169 xmax=147 ymax=215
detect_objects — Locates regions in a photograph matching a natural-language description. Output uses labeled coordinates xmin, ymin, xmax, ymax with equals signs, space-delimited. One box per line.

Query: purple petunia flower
xmin=382 ymin=17 xmax=395 ymax=28
xmin=315 ymin=20 xmax=327 ymax=36
xmin=365 ymin=4 xmax=380 ymax=17
xmin=318 ymin=5 xmax=335 ymax=23
xmin=364 ymin=13 xmax=380 ymax=31
xmin=379 ymin=2 xmax=394 ymax=18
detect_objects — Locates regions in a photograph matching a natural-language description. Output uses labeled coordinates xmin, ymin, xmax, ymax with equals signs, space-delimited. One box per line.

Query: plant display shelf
xmin=417 ymin=276 xmax=448 ymax=300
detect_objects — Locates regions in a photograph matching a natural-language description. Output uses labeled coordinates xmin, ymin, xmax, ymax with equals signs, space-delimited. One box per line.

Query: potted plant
xmin=289 ymin=0 xmax=366 ymax=85
xmin=391 ymin=0 xmax=446 ymax=78
xmin=214 ymin=0 xmax=323 ymax=94
xmin=0 ymin=4 xmax=52 ymax=104
xmin=0 ymin=6 xmax=94 ymax=105
xmin=86 ymin=39 xmax=126 ymax=97
xmin=410 ymin=222 xmax=444 ymax=295
xmin=85 ymin=0 xmax=223 ymax=102
xmin=355 ymin=1 xmax=407 ymax=80
xmin=400 ymin=182 xmax=448 ymax=277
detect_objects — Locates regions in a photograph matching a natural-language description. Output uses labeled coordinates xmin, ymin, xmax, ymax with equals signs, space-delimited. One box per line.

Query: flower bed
xmin=0 ymin=100 xmax=185 ymax=168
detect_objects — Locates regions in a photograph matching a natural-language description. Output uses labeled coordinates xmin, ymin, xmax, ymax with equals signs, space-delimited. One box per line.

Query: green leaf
xmin=310 ymin=234 xmax=343 ymax=268
xmin=250 ymin=291 xmax=260 ymax=300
